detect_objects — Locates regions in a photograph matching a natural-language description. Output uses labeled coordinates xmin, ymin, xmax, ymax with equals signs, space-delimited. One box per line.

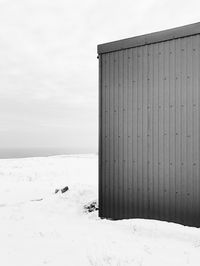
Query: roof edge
xmin=98 ymin=22 xmax=200 ymax=54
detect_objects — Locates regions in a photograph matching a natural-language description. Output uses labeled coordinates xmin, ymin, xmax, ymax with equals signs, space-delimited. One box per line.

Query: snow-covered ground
xmin=0 ymin=154 xmax=200 ymax=266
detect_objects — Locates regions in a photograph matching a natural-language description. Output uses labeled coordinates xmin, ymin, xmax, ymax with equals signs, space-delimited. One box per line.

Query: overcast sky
xmin=0 ymin=0 xmax=200 ymax=153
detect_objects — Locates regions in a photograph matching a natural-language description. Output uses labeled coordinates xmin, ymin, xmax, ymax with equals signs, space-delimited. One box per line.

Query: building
xmin=98 ymin=22 xmax=200 ymax=227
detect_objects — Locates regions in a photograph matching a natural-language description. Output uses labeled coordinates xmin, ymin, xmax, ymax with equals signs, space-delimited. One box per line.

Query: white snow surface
xmin=0 ymin=154 xmax=200 ymax=266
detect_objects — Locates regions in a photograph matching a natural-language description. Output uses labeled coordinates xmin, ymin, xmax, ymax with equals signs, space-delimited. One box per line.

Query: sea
xmin=0 ymin=148 xmax=96 ymax=159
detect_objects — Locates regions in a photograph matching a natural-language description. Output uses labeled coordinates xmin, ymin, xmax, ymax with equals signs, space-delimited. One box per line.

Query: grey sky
xmin=0 ymin=0 xmax=200 ymax=152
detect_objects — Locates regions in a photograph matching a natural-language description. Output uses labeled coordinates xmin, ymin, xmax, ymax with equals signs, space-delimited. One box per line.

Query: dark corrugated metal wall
xmin=99 ymin=35 xmax=200 ymax=227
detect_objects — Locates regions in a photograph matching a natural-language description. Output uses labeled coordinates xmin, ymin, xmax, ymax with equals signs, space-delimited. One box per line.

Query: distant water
xmin=0 ymin=148 xmax=96 ymax=159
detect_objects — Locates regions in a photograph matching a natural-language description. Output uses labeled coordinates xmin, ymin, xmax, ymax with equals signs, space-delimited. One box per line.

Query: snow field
xmin=0 ymin=154 xmax=200 ymax=266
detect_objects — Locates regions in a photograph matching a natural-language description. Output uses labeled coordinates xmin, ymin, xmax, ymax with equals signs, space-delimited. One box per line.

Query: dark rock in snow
xmin=84 ymin=201 xmax=99 ymax=213
xmin=55 ymin=189 xmax=59 ymax=194
xmin=61 ymin=186 xmax=69 ymax=193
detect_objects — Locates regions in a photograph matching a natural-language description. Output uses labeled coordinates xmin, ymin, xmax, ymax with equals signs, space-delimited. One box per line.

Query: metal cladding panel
xmin=99 ymin=34 xmax=200 ymax=227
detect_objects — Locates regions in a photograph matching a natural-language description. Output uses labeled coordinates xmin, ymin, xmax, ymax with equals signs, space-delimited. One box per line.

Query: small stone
xmin=55 ymin=189 xmax=59 ymax=194
xmin=61 ymin=186 xmax=69 ymax=193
